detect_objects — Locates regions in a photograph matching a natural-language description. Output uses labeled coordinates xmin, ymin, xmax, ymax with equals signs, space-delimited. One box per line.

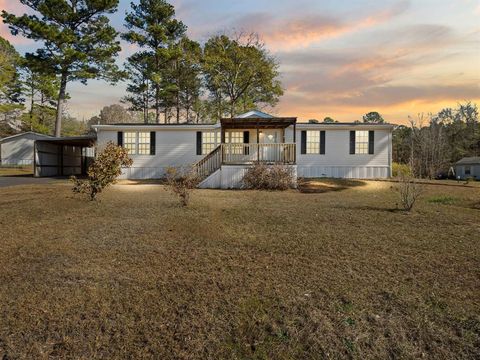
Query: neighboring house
xmin=93 ymin=110 xmax=393 ymax=188
xmin=0 ymin=132 xmax=52 ymax=166
xmin=455 ymin=157 xmax=480 ymax=180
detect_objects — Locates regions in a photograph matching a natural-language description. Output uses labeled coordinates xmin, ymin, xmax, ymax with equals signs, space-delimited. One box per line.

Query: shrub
xmin=242 ymin=163 xmax=296 ymax=190
xmin=392 ymin=162 xmax=412 ymax=177
xmin=71 ymin=142 xmax=133 ymax=201
xmin=394 ymin=175 xmax=422 ymax=212
xmin=165 ymin=166 xmax=200 ymax=206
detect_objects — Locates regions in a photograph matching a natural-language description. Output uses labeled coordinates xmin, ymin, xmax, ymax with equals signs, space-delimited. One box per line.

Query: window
xmin=226 ymin=131 xmax=244 ymax=154
xmin=138 ymin=132 xmax=151 ymax=155
xmin=226 ymin=131 xmax=243 ymax=143
xmin=202 ymin=131 xmax=218 ymax=155
xmin=124 ymin=132 xmax=137 ymax=155
xmin=306 ymin=131 xmax=320 ymax=154
xmin=465 ymin=166 xmax=471 ymax=176
xmin=123 ymin=132 xmax=151 ymax=155
xmin=355 ymin=130 xmax=369 ymax=154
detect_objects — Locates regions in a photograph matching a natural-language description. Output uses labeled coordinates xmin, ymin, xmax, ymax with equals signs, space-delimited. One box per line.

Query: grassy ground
xmin=0 ymin=166 xmax=33 ymax=176
xmin=0 ymin=180 xmax=479 ymax=359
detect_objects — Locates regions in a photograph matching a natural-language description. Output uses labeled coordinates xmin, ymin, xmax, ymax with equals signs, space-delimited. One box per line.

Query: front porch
xmin=195 ymin=113 xmax=297 ymax=178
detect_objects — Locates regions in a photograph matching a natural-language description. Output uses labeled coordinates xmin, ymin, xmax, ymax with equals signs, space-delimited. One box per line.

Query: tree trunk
xmin=176 ymin=92 xmax=180 ymax=124
xmin=155 ymin=85 xmax=160 ymax=124
xmin=55 ymin=72 xmax=68 ymax=137
xmin=29 ymin=81 xmax=34 ymax=121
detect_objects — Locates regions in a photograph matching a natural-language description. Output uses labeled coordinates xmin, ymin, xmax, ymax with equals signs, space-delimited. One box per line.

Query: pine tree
xmin=2 ymin=0 xmax=123 ymax=136
xmin=122 ymin=0 xmax=186 ymax=123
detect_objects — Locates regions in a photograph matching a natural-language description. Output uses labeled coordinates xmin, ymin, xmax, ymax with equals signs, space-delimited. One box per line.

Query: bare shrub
xmin=242 ymin=163 xmax=296 ymax=190
xmin=71 ymin=142 xmax=133 ymax=201
xmin=395 ymin=175 xmax=422 ymax=212
xmin=165 ymin=166 xmax=200 ymax=206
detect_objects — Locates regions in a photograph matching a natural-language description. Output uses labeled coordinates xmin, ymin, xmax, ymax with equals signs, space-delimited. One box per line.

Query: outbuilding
xmin=455 ymin=157 xmax=480 ymax=180
xmin=34 ymin=136 xmax=96 ymax=177
xmin=0 ymin=132 xmax=52 ymax=166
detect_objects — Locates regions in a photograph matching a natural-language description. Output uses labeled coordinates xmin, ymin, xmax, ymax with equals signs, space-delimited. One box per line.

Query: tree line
xmin=393 ymin=102 xmax=479 ymax=178
xmin=0 ymin=0 xmax=282 ymax=137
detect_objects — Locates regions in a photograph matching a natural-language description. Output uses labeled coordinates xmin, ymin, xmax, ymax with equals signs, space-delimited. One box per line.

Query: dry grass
xmin=0 ymin=180 xmax=479 ymax=359
xmin=0 ymin=166 xmax=33 ymax=177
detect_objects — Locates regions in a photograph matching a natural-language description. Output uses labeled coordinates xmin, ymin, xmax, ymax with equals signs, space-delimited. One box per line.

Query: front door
xmin=260 ymin=129 xmax=281 ymax=162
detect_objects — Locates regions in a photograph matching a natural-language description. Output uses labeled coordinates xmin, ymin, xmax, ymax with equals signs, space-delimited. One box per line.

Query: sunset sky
xmin=1 ymin=0 xmax=479 ymax=124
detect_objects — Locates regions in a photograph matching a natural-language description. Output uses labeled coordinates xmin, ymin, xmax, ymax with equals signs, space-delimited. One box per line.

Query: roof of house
xmin=35 ymin=135 xmax=97 ymax=147
xmin=0 ymin=131 xmax=53 ymax=143
xmin=236 ymin=110 xmax=274 ymax=119
xmin=455 ymin=157 xmax=480 ymax=165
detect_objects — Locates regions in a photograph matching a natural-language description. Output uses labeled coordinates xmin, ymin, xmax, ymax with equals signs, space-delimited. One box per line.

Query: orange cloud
xmin=241 ymin=1 xmax=410 ymax=51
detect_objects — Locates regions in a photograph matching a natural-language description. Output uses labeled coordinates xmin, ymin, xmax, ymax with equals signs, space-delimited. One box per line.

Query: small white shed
xmin=455 ymin=157 xmax=480 ymax=180
xmin=0 ymin=132 xmax=52 ymax=166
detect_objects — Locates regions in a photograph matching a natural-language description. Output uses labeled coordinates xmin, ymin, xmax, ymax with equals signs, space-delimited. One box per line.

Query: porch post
xmin=256 ymin=121 xmax=260 ymax=162
xmin=293 ymin=122 xmax=296 ymax=164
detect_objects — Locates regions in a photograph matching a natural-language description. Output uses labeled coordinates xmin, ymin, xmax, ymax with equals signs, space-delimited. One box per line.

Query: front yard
xmin=0 ymin=180 xmax=479 ymax=359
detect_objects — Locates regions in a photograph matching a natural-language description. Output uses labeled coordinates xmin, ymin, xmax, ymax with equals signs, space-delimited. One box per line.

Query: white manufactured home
xmin=93 ymin=111 xmax=393 ymax=188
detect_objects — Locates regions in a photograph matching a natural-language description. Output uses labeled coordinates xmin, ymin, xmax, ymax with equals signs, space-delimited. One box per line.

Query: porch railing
xmin=221 ymin=143 xmax=296 ymax=164
xmin=194 ymin=143 xmax=296 ymax=180
xmin=195 ymin=145 xmax=222 ymax=178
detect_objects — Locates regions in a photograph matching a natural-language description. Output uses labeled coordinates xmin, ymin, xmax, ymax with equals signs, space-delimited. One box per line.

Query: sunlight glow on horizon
xmin=1 ymin=0 xmax=479 ymax=124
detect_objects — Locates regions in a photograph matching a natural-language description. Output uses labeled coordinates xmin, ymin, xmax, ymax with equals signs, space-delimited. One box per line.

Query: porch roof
xmin=220 ymin=116 xmax=297 ymax=129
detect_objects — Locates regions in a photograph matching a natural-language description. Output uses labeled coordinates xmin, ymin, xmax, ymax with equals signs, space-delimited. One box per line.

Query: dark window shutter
xmin=349 ymin=131 xmax=355 ymax=154
xmin=301 ymin=131 xmax=307 ymax=154
xmin=368 ymin=130 xmax=375 ymax=154
xmin=243 ymin=131 xmax=250 ymax=155
xmin=117 ymin=131 xmax=123 ymax=147
xmin=150 ymin=131 xmax=156 ymax=155
xmin=196 ymin=131 xmax=202 ymax=155
xmin=320 ymin=131 xmax=326 ymax=154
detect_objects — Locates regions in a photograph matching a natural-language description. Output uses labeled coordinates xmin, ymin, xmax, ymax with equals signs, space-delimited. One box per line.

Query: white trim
xmin=0 ymin=131 xmax=53 ymax=143
xmin=92 ymin=124 xmax=220 ymax=131
xmin=296 ymin=123 xmax=394 ymax=131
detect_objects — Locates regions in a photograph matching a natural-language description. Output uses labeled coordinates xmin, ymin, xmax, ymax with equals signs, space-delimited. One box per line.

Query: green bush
xmin=392 ymin=162 xmax=412 ymax=177
xmin=71 ymin=142 xmax=133 ymax=200
xmin=427 ymin=195 xmax=457 ymax=205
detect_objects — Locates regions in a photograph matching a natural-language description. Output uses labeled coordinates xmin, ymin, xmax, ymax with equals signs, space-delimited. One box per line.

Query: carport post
xmin=60 ymin=145 xmax=64 ymax=176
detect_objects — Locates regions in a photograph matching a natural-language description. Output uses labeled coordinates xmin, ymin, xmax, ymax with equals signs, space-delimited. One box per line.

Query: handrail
xmin=194 ymin=145 xmax=222 ymax=178
xmin=194 ymin=143 xmax=296 ymax=180
xmin=221 ymin=143 xmax=296 ymax=164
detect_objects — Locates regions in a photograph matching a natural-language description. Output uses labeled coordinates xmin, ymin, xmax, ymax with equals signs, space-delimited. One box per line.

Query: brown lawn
xmin=0 ymin=166 xmax=33 ymax=177
xmin=0 ymin=180 xmax=479 ymax=359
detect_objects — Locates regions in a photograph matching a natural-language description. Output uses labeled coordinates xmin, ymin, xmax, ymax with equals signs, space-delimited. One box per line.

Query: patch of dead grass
xmin=0 ymin=181 xmax=479 ymax=359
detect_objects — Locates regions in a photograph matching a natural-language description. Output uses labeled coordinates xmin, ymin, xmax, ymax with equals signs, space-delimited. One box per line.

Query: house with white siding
xmin=93 ymin=110 xmax=393 ymax=188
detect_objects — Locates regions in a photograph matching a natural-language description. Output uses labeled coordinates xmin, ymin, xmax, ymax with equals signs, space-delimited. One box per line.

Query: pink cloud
xmin=232 ymin=1 xmax=410 ymax=51
xmin=0 ymin=0 xmax=35 ymax=45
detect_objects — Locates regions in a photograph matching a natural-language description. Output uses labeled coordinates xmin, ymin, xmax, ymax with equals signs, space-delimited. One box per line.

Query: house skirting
xmin=199 ymin=164 xmax=298 ymax=189
xmin=297 ymin=165 xmax=390 ymax=179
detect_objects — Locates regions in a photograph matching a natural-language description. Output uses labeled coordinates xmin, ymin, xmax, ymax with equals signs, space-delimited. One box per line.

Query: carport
xmin=34 ymin=136 xmax=96 ymax=177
